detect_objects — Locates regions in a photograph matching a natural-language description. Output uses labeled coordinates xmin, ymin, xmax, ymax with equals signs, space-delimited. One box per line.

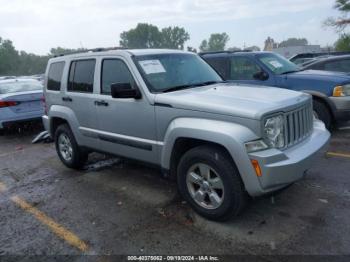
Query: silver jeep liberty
xmin=43 ymin=49 xmax=330 ymax=221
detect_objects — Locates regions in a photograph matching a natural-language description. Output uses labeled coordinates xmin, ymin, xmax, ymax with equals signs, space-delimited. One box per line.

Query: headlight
xmin=264 ymin=115 xmax=285 ymax=148
xmin=333 ymin=85 xmax=350 ymax=97
xmin=245 ymin=140 xmax=268 ymax=153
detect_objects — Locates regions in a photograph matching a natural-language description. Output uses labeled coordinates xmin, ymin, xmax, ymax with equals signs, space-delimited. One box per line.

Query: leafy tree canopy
xmin=335 ymin=33 xmax=350 ymax=51
xmin=325 ymin=0 xmax=350 ymax=32
xmin=199 ymin=33 xmax=230 ymax=52
xmin=278 ymin=38 xmax=308 ymax=47
xmin=119 ymin=23 xmax=190 ymax=49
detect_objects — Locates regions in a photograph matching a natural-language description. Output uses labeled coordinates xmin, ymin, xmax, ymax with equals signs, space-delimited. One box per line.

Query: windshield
xmin=134 ymin=53 xmax=222 ymax=92
xmin=0 ymin=81 xmax=43 ymax=94
xmin=257 ymin=53 xmax=300 ymax=75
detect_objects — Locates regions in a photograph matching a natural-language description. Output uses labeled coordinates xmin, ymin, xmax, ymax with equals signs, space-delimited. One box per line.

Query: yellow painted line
xmin=0 ymin=182 xmax=7 ymax=192
xmin=10 ymin=195 xmax=89 ymax=252
xmin=327 ymin=152 xmax=350 ymax=159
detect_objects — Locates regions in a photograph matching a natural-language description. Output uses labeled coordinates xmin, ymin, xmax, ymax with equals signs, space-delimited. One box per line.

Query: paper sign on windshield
xmin=269 ymin=60 xmax=283 ymax=68
xmin=139 ymin=60 xmax=166 ymax=74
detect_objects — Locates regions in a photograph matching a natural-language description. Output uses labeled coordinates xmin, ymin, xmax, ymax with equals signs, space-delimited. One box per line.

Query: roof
xmin=50 ymin=48 xmax=192 ymax=61
xmin=200 ymin=51 xmax=271 ymax=57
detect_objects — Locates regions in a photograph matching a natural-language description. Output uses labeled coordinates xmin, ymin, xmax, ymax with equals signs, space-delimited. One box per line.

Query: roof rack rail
xmin=199 ymin=50 xmax=252 ymax=55
xmin=54 ymin=47 xmax=127 ymax=57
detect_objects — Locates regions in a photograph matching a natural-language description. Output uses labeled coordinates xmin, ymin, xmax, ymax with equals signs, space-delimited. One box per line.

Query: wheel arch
xmin=160 ymin=118 xmax=261 ymax=195
xmin=301 ymin=90 xmax=336 ymax=118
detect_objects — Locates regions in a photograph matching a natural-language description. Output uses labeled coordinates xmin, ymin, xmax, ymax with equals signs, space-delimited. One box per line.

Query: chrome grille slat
xmin=284 ymin=102 xmax=313 ymax=148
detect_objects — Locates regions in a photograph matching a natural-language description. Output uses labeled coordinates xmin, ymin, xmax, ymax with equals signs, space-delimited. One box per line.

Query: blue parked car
xmin=201 ymin=51 xmax=350 ymax=129
xmin=0 ymin=78 xmax=44 ymax=132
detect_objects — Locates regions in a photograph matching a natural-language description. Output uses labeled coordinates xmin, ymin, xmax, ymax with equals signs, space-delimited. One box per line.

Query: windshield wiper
xmin=162 ymin=81 xmax=225 ymax=93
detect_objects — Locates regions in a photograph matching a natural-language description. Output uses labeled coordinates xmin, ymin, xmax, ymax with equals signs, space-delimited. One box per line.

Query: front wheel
xmin=177 ymin=145 xmax=247 ymax=221
xmin=54 ymin=124 xmax=88 ymax=169
xmin=313 ymin=99 xmax=332 ymax=129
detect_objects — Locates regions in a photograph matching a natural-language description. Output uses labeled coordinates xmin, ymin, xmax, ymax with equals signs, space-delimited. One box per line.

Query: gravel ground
xmin=0 ymin=126 xmax=349 ymax=261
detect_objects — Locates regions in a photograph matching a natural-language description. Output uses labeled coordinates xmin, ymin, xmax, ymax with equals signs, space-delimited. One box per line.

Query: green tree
xmin=17 ymin=51 xmax=49 ymax=75
xmin=199 ymin=33 xmax=230 ymax=52
xmin=119 ymin=23 xmax=162 ymax=48
xmin=49 ymin=47 xmax=87 ymax=56
xmin=334 ymin=33 xmax=350 ymax=51
xmin=279 ymin=38 xmax=308 ymax=47
xmin=0 ymin=37 xmax=19 ymax=75
xmin=245 ymin=45 xmax=260 ymax=51
xmin=160 ymin=26 xmax=190 ymax=49
xmin=325 ymin=0 xmax=350 ymax=32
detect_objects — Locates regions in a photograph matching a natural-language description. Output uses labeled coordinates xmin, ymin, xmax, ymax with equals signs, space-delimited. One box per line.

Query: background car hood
xmin=286 ymin=69 xmax=350 ymax=83
xmin=155 ymin=83 xmax=310 ymax=120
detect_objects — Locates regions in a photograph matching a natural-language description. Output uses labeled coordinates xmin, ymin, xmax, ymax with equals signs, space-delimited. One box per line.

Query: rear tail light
xmin=41 ymin=96 xmax=47 ymax=114
xmin=0 ymin=101 xmax=19 ymax=108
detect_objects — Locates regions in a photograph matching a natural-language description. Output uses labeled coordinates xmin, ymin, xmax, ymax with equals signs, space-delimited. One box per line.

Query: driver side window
xmin=101 ymin=59 xmax=135 ymax=94
xmin=230 ymin=57 xmax=261 ymax=80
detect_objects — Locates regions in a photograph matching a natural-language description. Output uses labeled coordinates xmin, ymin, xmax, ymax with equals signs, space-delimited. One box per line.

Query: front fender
xmin=301 ymin=90 xmax=337 ymax=115
xmin=161 ymin=118 xmax=262 ymax=195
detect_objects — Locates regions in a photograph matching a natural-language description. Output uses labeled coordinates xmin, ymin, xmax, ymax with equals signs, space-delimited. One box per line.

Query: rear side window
xmin=47 ymin=62 xmax=65 ymax=91
xmin=101 ymin=59 xmax=134 ymax=94
xmin=68 ymin=59 xmax=96 ymax=93
xmin=204 ymin=57 xmax=229 ymax=79
xmin=324 ymin=59 xmax=350 ymax=72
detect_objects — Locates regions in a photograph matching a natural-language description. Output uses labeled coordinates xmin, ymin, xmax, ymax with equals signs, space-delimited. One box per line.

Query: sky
xmin=0 ymin=0 xmax=341 ymax=55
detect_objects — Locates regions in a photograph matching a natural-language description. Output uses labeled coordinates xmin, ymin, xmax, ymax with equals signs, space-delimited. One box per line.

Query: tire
xmin=54 ymin=124 xmax=88 ymax=169
xmin=177 ymin=145 xmax=247 ymax=221
xmin=313 ymin=99 xmax=332 ymax=129
xmin=0 ymin=129 xmax=4 ymax=136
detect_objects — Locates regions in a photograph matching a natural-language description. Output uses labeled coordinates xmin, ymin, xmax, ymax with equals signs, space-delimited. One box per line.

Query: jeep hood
xmin=154 ymin=83 xmax=310 ymax=120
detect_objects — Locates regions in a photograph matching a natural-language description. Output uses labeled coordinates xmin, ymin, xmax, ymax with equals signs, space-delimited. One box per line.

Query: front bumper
xmin=247 ymin=120 xmax=330 ymax=196
xmin=330 ymin=96 xmax=350 ymax=121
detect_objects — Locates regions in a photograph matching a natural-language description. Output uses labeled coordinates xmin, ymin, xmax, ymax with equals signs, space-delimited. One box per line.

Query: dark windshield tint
xmin=135 ymin=53 xmax=222 ymax=92
xmin=258 ymin=53 xmax=300 ymax=74
xmin=0 ymin=81 xmax=42 ymax=94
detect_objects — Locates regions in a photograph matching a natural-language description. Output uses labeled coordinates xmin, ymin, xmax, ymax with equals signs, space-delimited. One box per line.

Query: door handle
xmin=62 ymin=96 xmax=73 ymax=102
xmin=94 ymin=100 xmax=109 ymax=106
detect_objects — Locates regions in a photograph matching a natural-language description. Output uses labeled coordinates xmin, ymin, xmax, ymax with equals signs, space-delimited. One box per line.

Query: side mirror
xmin=253 ymin=71 xmax=269 ymax=81
xmin=110 ymin=83 xmax=141 ymax=99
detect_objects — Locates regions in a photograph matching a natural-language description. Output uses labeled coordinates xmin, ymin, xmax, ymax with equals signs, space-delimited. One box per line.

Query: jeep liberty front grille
xmin=284 ymin=102 xmax=313 ymax=148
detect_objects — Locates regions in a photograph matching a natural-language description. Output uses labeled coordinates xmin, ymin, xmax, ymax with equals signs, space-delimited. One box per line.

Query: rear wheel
xmin=177 ymin=145 xmax=247 ymax=221
xmin=54 ymin=124 xmax=88 ymax=169
xmin=313 ymin=99 xmax=332 ymax=129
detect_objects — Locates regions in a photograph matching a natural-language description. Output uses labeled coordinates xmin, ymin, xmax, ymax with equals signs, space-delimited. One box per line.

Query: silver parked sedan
xmin=0 ymin=79 xmax=44 ymax=130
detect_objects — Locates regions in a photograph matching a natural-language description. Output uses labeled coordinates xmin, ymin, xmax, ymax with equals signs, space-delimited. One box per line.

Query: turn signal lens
xmin=333 ymin=86 xmax=344 ymax=97
xmin=251 ymin=159 xmax=262 ymax=177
